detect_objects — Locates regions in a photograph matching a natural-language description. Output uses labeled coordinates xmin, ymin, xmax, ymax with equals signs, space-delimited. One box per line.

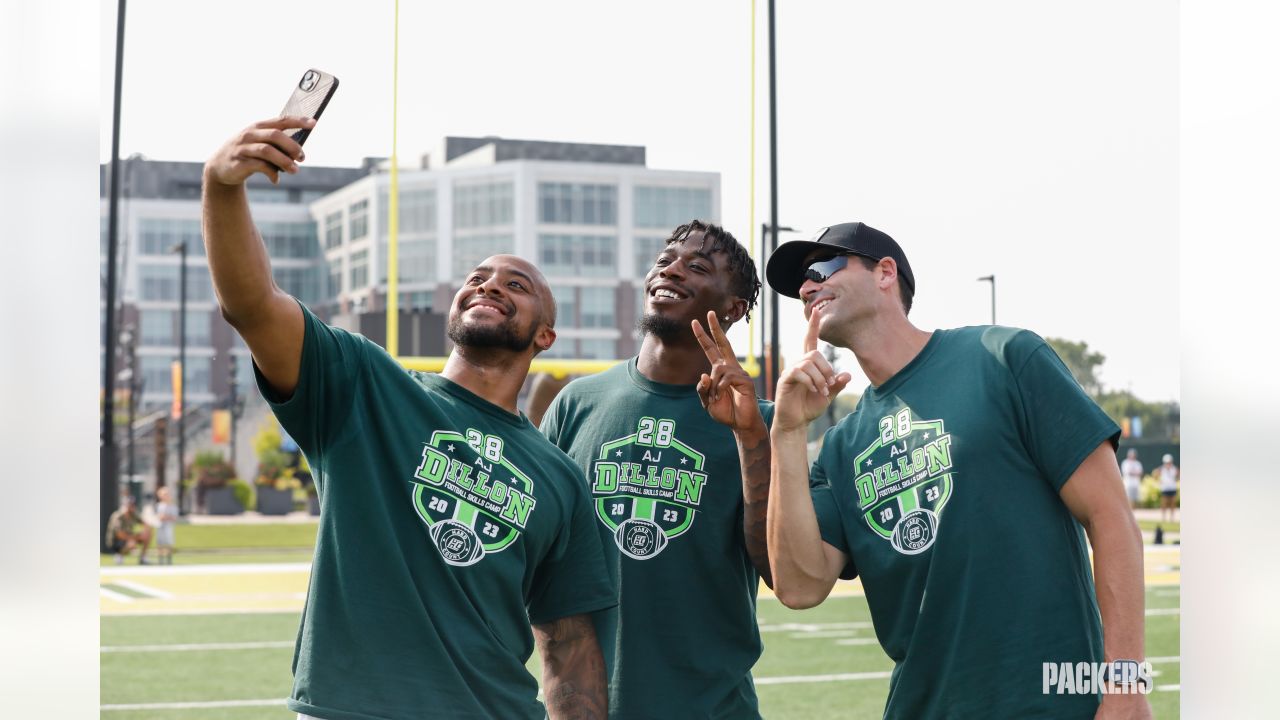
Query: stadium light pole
xmin=977 ymin=275 xmax=996 ymax=325
xmin=101 ymin=0 xmax=129 ymax=553
xmin=171 ymin=241 xmax=188 ymax=515
xmin=766 ymin=0 xmax=780 ymax=401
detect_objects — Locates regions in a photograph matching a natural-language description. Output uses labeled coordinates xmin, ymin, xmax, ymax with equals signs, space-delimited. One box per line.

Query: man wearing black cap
xmin=760 ymin=222 xmax=1151 ymax=718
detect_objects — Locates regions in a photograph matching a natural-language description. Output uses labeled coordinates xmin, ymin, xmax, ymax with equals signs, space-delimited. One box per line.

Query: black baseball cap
xmin=765 ymin=222 xmax=915 ymax=299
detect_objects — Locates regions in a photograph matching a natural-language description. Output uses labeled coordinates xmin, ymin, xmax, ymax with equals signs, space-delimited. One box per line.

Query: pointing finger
xmin=804 ymin=303 xmax=821 ymax=355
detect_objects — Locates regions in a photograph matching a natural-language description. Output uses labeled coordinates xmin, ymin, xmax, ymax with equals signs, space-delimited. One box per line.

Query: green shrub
xmin=188 ymin=450 xmax=235 ymax=489
xmin=228 ymin=477 xmax=255 ymax=511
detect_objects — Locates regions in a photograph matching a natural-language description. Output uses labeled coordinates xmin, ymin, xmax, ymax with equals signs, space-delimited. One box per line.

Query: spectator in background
xmin=1121 ymin=449 xmax=1144 ymax=510
xmin=1158 ymin=454 xmax=1180 ymax=523
xmin=105 ymin=495 xmax=152 ymax=565
xmin=154 ymin=486 xmax=179 ymax=565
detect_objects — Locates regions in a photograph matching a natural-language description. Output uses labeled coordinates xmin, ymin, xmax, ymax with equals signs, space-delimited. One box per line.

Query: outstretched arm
xmin=692 ymin=312 xmax=773 ymax=586
xmin=533 ymin=613 xmax=607 ymax=720
xmin=1060 ymin=443 xmax=1153 ymax=719
xmin=767 ymin=309 xmax=852 ymax=608
xmin=202 ymin=116 xmax=314 ymax=397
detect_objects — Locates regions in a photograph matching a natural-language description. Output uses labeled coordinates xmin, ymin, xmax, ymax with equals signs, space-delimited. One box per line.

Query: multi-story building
xmin=101 ymin=138 xmax=721 ymax=413
xmin=100 ymin=158 xmax=367 ymax=415
xmin=312 ymin=136 xmax=719 ymax=360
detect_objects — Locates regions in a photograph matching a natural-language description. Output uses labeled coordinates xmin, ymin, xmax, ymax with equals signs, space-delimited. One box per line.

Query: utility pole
xmin=762 ymin=224 xmax=795 ymax=399
xmin=100 ymin=0 xmax=129 ymax=553
xmin=766 ymin=0 xmax=780 ymax=401
xmin=977 ymin=275 xmax=996 ymax=324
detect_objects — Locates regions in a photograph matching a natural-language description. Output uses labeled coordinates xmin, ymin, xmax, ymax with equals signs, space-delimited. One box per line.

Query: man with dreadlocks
xmin=541 ymin=220 xmax=773 ymax=719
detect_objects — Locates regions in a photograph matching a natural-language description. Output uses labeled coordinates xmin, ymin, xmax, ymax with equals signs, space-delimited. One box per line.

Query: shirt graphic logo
xmin=410 ymin=428 xmax=537 ymax=567
xmin=590 ymin=417 xmax=706 ymax=560
xmin=852 ymin=409 xmax=955 ymax=555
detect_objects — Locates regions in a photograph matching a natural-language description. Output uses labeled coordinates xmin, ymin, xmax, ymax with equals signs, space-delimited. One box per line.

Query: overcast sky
xmin=100 ymin=0 xmax=1178 ymax=402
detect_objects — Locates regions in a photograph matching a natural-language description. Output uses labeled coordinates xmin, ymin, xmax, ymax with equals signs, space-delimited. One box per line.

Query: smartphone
xmin=280 ymin=69 xmax=339 ymax=146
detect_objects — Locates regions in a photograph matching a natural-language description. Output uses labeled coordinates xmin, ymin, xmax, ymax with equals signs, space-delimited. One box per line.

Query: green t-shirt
xmin=811 ymin=327 xmax=1119 ymax=720
xmin=259 ymin=305 xmax=615 ymax=720
xmin=541 ymin=358 xmax=773 ymax=720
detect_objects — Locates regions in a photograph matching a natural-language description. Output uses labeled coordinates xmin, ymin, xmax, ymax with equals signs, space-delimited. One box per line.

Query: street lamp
xmin=977 ymin=275 xmax=996 ymax=325
xmin=170 ymin=241 xmax=188 ymax=514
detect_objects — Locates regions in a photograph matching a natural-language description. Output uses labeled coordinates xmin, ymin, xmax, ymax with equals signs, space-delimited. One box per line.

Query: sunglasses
xmin=803 ymin=253 xmax=863 ymax=284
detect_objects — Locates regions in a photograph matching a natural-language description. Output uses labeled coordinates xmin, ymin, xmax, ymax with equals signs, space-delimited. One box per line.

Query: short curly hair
xmin=665 ymin=220 xmax=762 ymax=321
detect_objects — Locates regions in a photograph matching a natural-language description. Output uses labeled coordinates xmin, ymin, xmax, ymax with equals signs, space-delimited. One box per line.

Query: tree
xmin=1045 ymin=337 xmax=1106 ymax=398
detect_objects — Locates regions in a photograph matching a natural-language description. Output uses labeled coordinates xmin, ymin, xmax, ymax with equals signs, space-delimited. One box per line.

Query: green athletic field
xmin=101 ymin=524 xmax=1180 ymax=718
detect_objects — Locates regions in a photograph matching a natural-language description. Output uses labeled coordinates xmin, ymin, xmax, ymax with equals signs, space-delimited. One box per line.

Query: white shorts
xmin=1124 ymin=480 xmax=1140 ymax=502
xmin=156 ymin=524 xmax=176 ymax=547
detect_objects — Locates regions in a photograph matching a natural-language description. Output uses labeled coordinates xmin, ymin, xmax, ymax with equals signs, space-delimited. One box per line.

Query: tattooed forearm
xmin=737 ymin=422 xmax=774 ymax=588
xmin=533 ymin=614 xmax=607 ymax=720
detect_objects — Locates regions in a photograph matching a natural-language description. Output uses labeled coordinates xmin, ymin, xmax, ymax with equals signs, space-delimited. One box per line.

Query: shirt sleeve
xmin=253 ymin=301 xmax=367 ymax=460
xmin=1011 ymin=336 xmax=1121 ymax=492
xmin=809 ymin=433 xmax=858 ymax=580
xmin=526 ymin=463 xmax=618 ymax=625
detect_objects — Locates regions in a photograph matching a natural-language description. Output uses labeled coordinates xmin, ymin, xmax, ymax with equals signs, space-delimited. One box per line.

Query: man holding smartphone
xmin=202 ymin=115 xmax=614 ymax=720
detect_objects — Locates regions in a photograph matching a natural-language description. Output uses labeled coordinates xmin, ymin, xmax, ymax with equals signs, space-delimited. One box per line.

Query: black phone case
xmin=281 ymin=69 xmax=339 ymax=146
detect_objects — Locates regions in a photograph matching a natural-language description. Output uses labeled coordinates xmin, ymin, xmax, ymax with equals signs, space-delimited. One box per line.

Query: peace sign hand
xmin=692 ymin=312 xmax=766 ymax=434
xmin=774 ymin=306 xmax=852 ymax=433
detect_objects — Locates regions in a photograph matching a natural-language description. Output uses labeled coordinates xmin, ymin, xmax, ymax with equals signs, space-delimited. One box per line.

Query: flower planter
xmin=204 ymin=486 xmax=244 ymax=515
xmin=256 ymin=486 xmax=295 ymax=516
xmin=307 ymin=495 xmax=321 ymax=516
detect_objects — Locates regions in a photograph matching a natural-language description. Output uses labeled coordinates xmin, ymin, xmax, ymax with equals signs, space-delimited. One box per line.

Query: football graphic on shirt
xmin=590 ymin=418 xmax=707 ymax=560
xmin=410 ymin=428 xmax=538 ymax=567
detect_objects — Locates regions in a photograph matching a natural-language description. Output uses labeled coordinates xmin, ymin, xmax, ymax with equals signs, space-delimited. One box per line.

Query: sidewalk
xmin=181 ymin=511 xmax=319 ymax=525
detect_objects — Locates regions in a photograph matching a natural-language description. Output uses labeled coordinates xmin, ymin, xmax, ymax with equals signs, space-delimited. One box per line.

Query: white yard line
xmin=99 ymin=587 xmax=134 ymax=603
xmin=834 ymin=638 xmax=881 ymax=646
xmin=110 ymin=579 xmax=174 ymax=599
xmin=1146 ymin=607 xmax=1181 ymax=616
xmin=759 ymin=621 xmax=873 ymax=632
xmin=102 ymin=699 xmax=286 ymax=711
xmin=100 ymin=562 xmax=311 ymax=577
xmin=755 ymin=671 xmax=893 ymax=685
xmin=101 ymin=641 xmax=294 ymax=653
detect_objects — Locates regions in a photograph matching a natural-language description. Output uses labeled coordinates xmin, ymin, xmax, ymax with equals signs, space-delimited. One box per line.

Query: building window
xmin=379 ymin=239 xmax=436 ymax=285
xmin=541 ymin=337 xmax=576 ymax=359
xmin=247 ymin=187 xmax=290 ymax=204
xmin=274 ymin=266 xmax=322 ymax=302
xmin=349 ymin=249 xmax=369 ymax=290
xmin=579 ymin=287 xmax=615 ymax=329
xmin=454 ymin=182 xmax=513 ymax=229
xmin=538 ymin=183 xmax=617 ymax=225
xmin=349 ymin=199 xmax=369 ymax=241
xmin=259 ymin=221 xmax=319 ymax=259
xmin=185 ymin=311 xmax=212 ymax=347
xmin=551 ymin=286 xmax=578 ymax=328
xmin=379 ymin=188 xmax=437 ymax=235
xmin=138 ymin=219 xmax=206 ymax=256
xmin=578 ymin=338 xmax=616 ymax=360
xmin=539 ymin=235 xmax=617 ymax=278
xmin=633 ymin=235 xmax=670 ymax=277
xmin=452 ymin=234 xmax=513 ymax=278
xmin=327 ymin=257 xmax=343 ymax=297
xmin=633 ymin=186 xmax=712 ymax=229
xmin=324 ymin=211 xmax=343 ymax=249
xmin=139 ymin=310 xmax=173 ymax=346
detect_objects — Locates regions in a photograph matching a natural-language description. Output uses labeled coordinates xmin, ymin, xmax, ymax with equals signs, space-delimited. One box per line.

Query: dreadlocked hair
xmin=665 ymin=220 xmax=762 ymax=322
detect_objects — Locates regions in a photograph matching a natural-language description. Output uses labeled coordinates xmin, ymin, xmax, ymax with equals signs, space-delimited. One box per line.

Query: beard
xmin=447 ymin=313 xmax=538 ymax=353
xmin=637 ymin=312 xmax=684 ymax=340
